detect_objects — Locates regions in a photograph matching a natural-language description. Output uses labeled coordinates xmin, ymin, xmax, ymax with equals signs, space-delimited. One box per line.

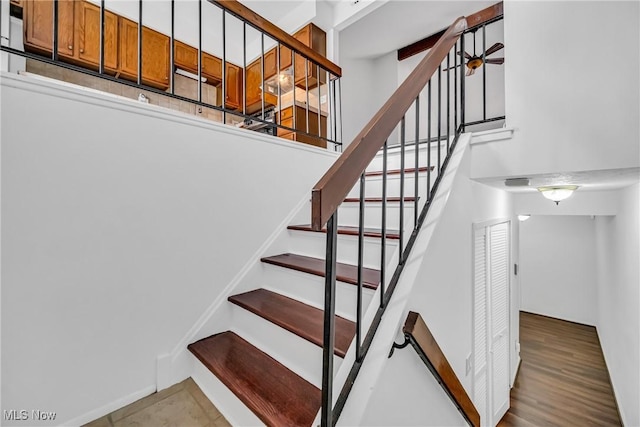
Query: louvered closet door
xmin=489 ymin=222 xmax=510 ymax=423
xmin=473 ymin=227 xmax=489 ymax=426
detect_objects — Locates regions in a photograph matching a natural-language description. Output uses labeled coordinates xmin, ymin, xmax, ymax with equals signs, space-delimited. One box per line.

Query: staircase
xmin=188 ymin=146 xmax=436 ymax=426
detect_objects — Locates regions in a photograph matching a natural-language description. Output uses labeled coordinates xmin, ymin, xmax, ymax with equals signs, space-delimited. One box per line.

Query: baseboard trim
xmin=595 ymin=326 xmax=626 ymax=426
xmin=60 ymin=384 xmax=155 ymax=427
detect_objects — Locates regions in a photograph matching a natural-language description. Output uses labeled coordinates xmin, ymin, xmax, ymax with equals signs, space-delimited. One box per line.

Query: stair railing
xmin=311 ymin=16 xmax=468 ymax=426
xmin=390 ymin=311 xmax=481 ymax=427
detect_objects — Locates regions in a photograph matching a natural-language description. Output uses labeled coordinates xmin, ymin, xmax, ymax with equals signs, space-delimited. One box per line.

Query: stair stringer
xmin=325 ymin=132 xmax=473 ymax=426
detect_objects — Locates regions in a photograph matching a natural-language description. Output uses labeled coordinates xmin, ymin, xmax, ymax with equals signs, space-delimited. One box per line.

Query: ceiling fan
xmin=448 ymin=29 xmax=504 ymax=76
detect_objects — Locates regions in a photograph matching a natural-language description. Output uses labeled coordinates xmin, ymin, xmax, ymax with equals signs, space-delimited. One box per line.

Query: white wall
xmin=519 ymin=215 xmax=598 ymax=325
xmin=338 ymin=56 xmax=377 ymax=145
xmin=595 ymin=184 xmax=640 ymax=426
xmin=472 ymin=1 xmax=640 ymax=179
xmin=360 ymin=143 xmax=517 ymax=425
xmin=0 ymin=73 xmax=338 ymax=425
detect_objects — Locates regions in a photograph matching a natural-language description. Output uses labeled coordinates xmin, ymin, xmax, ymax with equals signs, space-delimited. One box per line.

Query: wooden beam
xmin=397 ymin=2 xmax=503 ymax=61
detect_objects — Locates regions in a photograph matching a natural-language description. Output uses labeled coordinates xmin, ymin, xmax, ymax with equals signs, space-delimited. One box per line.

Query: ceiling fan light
xmin=537 ymin=185 xmax=578 ymax=204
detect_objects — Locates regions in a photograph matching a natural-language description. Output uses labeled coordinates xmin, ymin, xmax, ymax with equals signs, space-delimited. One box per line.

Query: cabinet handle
xmin=80 ymin=49 xmax=84 ymax=53
xmin=68 ymin=45 xmax=73 ymax=50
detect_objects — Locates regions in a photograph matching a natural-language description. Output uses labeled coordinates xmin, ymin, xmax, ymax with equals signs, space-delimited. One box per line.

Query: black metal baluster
xmin=482 ymin=24 xmax=487 ymax=121
xmin=414 ymin=96 xmax=419 ymax=229
xmin=356 ymin=172 xmax=365 ymax=361
xmin=338 ymin=78 xmax=343 ymax=145
xmin=99 ymin=0 xmax=105 ymax=74
xmin=317 ymin=64 xmax=322 ymax=139
xmin=454 ymin=41 xmax=458 ymax=130
xmin=321 ymin=213 xmax=338 ymax=427
xmin=380 ymin=139 xmax=387 ymax=307
xmin=461 ymin=34 xmax=466 ymax=132
xmin=446 ymin=52 xmax=450 ymax=153
xmin=277 ymin=41 xmax=281 ymax=131
xmin=427 ymin=80 xmax=432 ymax=198
xmin=332 ymin=78 xmax=337 ymax=146
xmin=52 ymin=0 xmax=59 ymax=61
xmin=292 ymin=49 xmax=297 ymax=138
xmin=137 ymin=0 xmax=142 ymax=86
xmin=261 ymin=33 xmax=265 ymax=120
xmin=399 ymin=116 xmax=405 ymax=265
xmin=242 ymin=22 xmax=246 ymax=116
xmin=198 ymin=0 xmax=202 ymax=103
xmin=305 ymin=59 xmax=310 ymax=135
xmin=437 ymin=65 xmax=442 ymax=174
xmin=169 ymin=0 xmax=175 ymax=94
xmin=222 ymin=11 xmax=226 ymax=122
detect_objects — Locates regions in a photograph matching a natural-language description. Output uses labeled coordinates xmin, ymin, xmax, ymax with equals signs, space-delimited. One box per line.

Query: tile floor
xmin=83 ymin=378 xmax=230 ymax=427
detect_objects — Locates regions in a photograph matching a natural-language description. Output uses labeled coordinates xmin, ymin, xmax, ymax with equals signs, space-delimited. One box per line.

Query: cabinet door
xmin=76 ymin=1 xmax=118 ymax=71
xmin=202 ymin=53 xmax=222 ymax=85
xmin=245 ymin=59 xmax=261 ymax=110
xmin=224 ymin=63 xmax=242 ymax=110
xmin=119 ymin=18 xmax=170 ymax=89
xmin=24 ymin=0 xmax=74 ymax=58
xmin=174 ymin=40 xmax=198 ymax=72
xmin=263 ymin=48 xmax=277 ymax=79
xmin=280 ymin=45 xmax=292 ymax=71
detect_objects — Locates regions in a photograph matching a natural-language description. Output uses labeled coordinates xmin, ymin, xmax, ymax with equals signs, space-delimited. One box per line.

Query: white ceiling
xmin=473 ymin=168 xmax=640 ymax=193
xmin=339 ymin=0 xmax=495 ymax=60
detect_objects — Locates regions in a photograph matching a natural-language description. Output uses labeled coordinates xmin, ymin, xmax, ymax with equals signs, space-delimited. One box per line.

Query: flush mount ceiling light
xmin=537 ymin=185 xmax=579 ymax=205
xmin=517 ymin=214 xmax=531 ymax=221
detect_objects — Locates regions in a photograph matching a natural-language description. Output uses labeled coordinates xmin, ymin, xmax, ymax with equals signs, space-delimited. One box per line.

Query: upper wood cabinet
xmin=224 ymin=62 xmax=242 ymax=111
xmin=24 ymin=0 xmax=75 ymax=59
xmin=76 ymin=1 xmax=118 ymax=71
xmin=293 ymin=23 xmax=327 ymax=89
xmin=24 ymin=0 xmax=117 ymax=72
xmin=174 ymin=40 xmax=222 ymax=85
xmin=118 ymin=18 xmax=170 ymax=90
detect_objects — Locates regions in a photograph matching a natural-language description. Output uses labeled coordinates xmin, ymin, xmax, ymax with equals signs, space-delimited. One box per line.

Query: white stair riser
xmin=338 ymin=203 xmax=419 ymax=232
xmin=367 ymin=143 xmax=448 ymax=172
xmin=286 ymin=230 xmax=399 ymax=270
xmin=190 ymin=353 xmax=263 ymax=427
xmin=260 ymin=263 xmax=374 ymax=322
xmin=346 ymin=174 xmax=437 ymax=199
xmin=230 ymin=305 xmax=343 ymax=388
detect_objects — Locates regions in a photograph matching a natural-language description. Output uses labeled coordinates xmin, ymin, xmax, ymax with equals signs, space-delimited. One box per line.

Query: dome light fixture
xmin=537 ymin=185 xmax=578 ymax=205
xmin=517 ymin=214 xmax=531 ymax=221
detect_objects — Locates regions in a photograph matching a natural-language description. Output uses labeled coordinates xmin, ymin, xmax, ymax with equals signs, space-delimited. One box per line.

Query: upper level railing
xmin=0 ymin=0 xmax=343 ymax=150
xmin=312 ymin=15 xmax=470 ymax=426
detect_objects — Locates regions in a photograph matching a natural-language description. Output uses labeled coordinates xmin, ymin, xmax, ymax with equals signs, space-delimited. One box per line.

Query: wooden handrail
xmin=208 ymin=0 xmax=342 ymax=78
xmin=310 ymin=16 xmax=466 ymax=231
xmin=403 ymin=311 xmax=480 ymax=427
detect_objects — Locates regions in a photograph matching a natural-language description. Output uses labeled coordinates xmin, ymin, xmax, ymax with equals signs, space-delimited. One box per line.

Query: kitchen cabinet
xmin=173 ymin=41 xmax=222 ymax=85
xmin=118 ymin=17 xmax=170 ymax=89
xmin=244 ymin=56 xmax=279 ymax=114
xmin=24 ymin=0 xmax=75 ymax=59
xmin=24 ymin=0 xmax=118 ymax=72
xmin=76 ymin=1 xmax=118 ymax=71
xmin=223 ymin=62 xmax=242 ymax=111
xmin=277 ymin=104 xmax=327 ymax=148
xmin=293 ymin=23 xmax=326 ymax=89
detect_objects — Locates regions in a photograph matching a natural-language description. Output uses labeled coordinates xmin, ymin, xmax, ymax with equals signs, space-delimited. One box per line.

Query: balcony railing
xmin=0 ymin=0 xmax=343 ymax=150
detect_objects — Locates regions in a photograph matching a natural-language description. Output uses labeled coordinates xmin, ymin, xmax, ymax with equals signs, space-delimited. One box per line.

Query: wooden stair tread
xmin=188 ymin=331 xmax=320 ymax=427
xmin=261 ymin=253 xmax=380 ymax=290
xmin=228 ymin=289 xmax=355 ymax=358
xmin=365 ymin=166 xmax=433 ymax=177
xmin=343 ymin=196 xmax=417 ymax=203
xmin=288 ymin=224 xmax=400 ymax=240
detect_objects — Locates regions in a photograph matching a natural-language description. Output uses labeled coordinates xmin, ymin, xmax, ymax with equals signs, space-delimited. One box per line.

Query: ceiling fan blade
xmin=485 ymin=58 xmax=504 ymax=65
xmin=458 ymin=50 xmax=472 ymax=59
xmin=485 ymin=42 xmax=504 ymax=56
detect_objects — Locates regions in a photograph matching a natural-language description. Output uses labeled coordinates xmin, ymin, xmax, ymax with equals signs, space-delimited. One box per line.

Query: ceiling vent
xmin=504 ymin=178 xmax=530 ymax=187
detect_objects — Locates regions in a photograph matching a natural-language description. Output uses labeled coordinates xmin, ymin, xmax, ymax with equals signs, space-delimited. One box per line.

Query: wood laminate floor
xmin=498 ymin=312 xmax=622 ymax=427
